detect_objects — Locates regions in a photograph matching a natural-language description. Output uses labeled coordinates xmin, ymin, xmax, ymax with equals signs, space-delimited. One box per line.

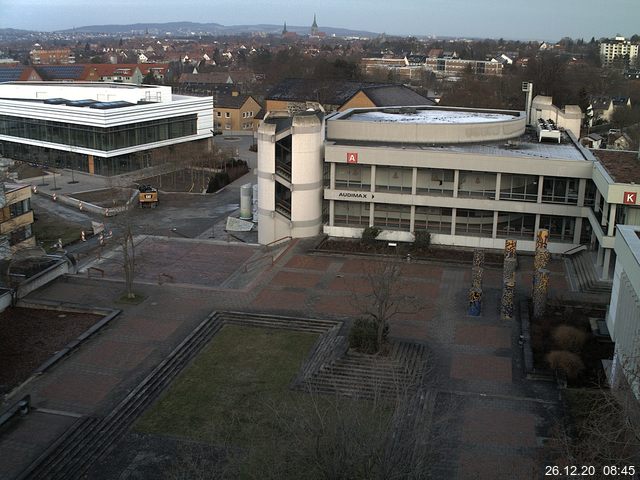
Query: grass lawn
xmin=135 ymin=325 xmax=318 ymax=446
xmin=32 ymin=207 xmax=91 ymax=252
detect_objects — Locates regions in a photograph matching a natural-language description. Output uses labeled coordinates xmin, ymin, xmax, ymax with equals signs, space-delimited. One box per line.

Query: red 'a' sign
xmin=623 ymin=192 xmax=637 ymax=205
xmin=347 ymin=152 xmax=358 ymax=164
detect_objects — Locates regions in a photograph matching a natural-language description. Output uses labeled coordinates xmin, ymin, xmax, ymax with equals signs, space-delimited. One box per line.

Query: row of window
xmin=332 ymin=164 xmax=583 ymax=205
xmin=215 ymin=111 xmax=255 ymax=118
xmin=0 ymin=114 xmax=197 ymax=152
xmin=332 ymin=201 xmax=577 ymax=242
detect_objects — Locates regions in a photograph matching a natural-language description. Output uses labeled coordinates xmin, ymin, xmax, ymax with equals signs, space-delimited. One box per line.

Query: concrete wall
xmin=531 ymin=96 xmax=582 ymax=137
xmin=290 ymin=113 xmax=324 ymax=238
xmin=607 ymin=225 xmax=640 ymax=396
xmin=328 ymin=106 xmax=525 ymax=144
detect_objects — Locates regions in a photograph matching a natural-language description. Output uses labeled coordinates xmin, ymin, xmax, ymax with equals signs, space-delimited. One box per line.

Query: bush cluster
xmin=348 ymin=317 xmax=379 ymax=354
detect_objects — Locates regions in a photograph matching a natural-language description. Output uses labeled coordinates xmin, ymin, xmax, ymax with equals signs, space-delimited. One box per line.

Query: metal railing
xmin=562 ymin=244 xmax=587 ymax=256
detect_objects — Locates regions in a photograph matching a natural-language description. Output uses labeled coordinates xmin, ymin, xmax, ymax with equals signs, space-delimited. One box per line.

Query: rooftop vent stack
xmin=522 ymin=82 xmax=533 ymax=125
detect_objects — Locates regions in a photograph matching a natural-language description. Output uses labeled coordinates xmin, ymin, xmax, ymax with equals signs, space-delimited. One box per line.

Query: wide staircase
xmin=299 ymin=340 xmax=430 ymax=400
xmin=16 ymin=312 xmax=342 ymax=480
xmin=567 ymin=251 xmax=612 ymax=294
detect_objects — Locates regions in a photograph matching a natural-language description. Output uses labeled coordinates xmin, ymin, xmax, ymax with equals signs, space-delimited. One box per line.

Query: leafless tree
xmin=547 ymin=355 xmax=640 ymax=477
xmin=352 ymin=258 xmax=421 ymax=352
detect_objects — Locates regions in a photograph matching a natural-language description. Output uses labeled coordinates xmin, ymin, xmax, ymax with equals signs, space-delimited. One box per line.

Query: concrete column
xmin=369 ymin=202 xmax=374 ymax=226
xmin=453 ymin=170 xmax=459 ymax=198
xmin=608 ymin=203 xmax=617 ymax=236
xmin=537 ymin=175 xmax=544 ymax=203
xmin=601 ymin=200 xmax=609 ymax=227
xmin=573 ymin=217 xmax=583 ymax=244
xmin=329 ymin=199 xmax=335 ymax=226
xmin=595 ymin=189 xmax=601 ymax=213
xmin=597 ymin=245 xmax=604 ymax=266
xmin=451 ymin=208 xmax=457 ymax=236
xmin=577 ymin=179 xmax=586 ymax=207
xmin=412 ymin=167 xmax=417 ymax=195
xmin=495 ymin=173 xmax=501 ymax=200
xmin=330 ymin=162 xmax=335 ymax=190
xmin=370 ymin=165 xmax=376 ymax=193
xmin=492 ymin=211 xmax=498 ymax=239
xmin=534 ymin=214 xmax=541 ymax=238
xmin=410 ymin=205 xmax=416 ymax=232
xmin=602 ymin=249 xmax=612 ymax=281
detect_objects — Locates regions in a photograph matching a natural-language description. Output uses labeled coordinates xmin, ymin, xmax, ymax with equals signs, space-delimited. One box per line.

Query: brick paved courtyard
xmin=0 ymin=237 xmax=565 ymax=479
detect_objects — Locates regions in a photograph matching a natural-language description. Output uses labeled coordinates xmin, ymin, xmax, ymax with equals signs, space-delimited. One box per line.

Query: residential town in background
xmin=1 ymin=15 xmax=640 ymax=480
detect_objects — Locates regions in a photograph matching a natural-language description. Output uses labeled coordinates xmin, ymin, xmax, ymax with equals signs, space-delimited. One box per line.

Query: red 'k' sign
xmin=623 ymin=192 xmax=637 ymax=205
xmin=347 ymin=152 xmax=358 ymax=164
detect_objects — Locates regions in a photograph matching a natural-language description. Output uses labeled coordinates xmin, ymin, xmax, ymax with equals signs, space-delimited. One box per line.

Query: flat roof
xmin=329 ymin=130 xmax=590 ymax=162
xmin=0 ymin=81 xmax=159 ymax=89
xmin=348 ymin=109 xmax=517 ymax=124
xmin=592 ymin=149 xmax=640 ymax=184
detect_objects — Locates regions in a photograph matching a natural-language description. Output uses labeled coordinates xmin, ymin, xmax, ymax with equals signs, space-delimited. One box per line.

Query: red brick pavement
xmin=313 ymin=294 xmax=360 ymax=316
xmin=285 ymin=255 xmax=332 ymax=271
xmin=115 ymin=317 xmax=183 ymax=342
xmin=39 ymin=371 xmax=120 ymax=406
xmin=462 ymin=407 xmax=538 ymax=447
xmin=450 ymin=354 xmax=512 ymax=382
xmin=251 ymin=288 xmax=308 ymax=312
xmin=327 ymin=276 xmax=372 ymax=294
xmin=73 ymin=340 xmax=154 ymax=372
xmin=271 ymin=271 xmax=324 ymax=289
xmin=399 ymin=263 xmax=443 ymax=280
xmin=454 ymin=325 xmax=511 ymax=349
xmin=457 ymin=451 xmax=539 ymax=480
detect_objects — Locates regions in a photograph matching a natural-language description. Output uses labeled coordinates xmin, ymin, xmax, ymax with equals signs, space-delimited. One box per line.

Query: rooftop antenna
xmin=522 ymin=82 xmax=533 ymax=125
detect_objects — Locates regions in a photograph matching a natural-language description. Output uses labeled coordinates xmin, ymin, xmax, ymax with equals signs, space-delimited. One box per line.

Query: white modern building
xmin=607 ymin=224 xmax=640 ymax=396
xmin=258 ymin=103 xmax=640 ymax=279
xmin=600 ymin=36 xmax=639 ymax=67
xmin=0 ymin=82 xmax=213 ymax=175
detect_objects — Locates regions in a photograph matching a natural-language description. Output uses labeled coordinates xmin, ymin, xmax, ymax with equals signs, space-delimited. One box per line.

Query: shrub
xmin=414 ymin=230 xmax=431 ymax=249
xmin=361 ymin=226 xmax=381 ymax=246
xmin=348 ymin=317 xmax=379 ymax=354
xmin=546 ymin=350 xmax=585 ymax=380
xmin=552 ymin=325 xmax=588 ymax=353
xmin=207 ymin=171 xmax=231 ymax=193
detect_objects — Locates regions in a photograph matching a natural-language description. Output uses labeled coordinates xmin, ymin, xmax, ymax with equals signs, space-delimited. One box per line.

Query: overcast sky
xmin=1 ymin=0 xmax=638 ymax=41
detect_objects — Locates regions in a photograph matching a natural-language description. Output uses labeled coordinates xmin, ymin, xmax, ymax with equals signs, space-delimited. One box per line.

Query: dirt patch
xmin=71 ymin=188 xmax=136 ymax=208
xmin=33 ymin=204 xmax=91 ymax=251
xmin=0 ymin=307 xmax=104 ymax=393
xmin=8 ymin=161 xmax=47 ymax=180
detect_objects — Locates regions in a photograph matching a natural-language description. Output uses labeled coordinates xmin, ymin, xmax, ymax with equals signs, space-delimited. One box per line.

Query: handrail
xmin=265 ymin=235 xmax=292 ymax=249
xmin=562 ymin=244 xmax=587 ymax=256
xmin=0 ymin=395 xmax=30 ymax=429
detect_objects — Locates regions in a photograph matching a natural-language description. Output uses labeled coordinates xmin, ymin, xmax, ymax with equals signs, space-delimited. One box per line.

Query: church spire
xmin=311 ymin=14 xmax=319 ymax=36
xmin=282 ymin=21 xmax=287 ymax=34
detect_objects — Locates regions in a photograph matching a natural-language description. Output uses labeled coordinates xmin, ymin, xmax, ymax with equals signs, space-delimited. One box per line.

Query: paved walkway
xmin=0 ymin=237 xmax=564 ymax=479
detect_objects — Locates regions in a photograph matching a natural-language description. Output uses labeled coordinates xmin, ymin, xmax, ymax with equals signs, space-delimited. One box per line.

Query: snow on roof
xmin=349 ymin=109 xmax=516 ymax=124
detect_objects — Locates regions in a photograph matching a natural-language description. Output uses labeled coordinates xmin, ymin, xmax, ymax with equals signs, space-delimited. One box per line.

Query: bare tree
xmin=352 ymin=259 xmax=421 ymax=352
xmin=547 ymin=355 xmax=640 ymax=476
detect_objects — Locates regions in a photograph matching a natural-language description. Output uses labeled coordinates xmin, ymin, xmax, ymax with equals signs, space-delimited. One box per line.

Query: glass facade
xmin=500 ymin=174 xmax=538 ymax=202
xmin=496 ymin=212 xmax=536 ymax=239
xmin=0 ymin=114 xmax=197 ymax=152
xmin=334 ymin=201 xmax=369 ymax=226
xmin=542 ymin=177 xmax=578 ymax=204
xmin=414 ymin=206 xmax=452 ymax=233
xmin=458 ymin=170 xmax=496 ymax=199
xmin=373 ymin=203 xmax=411 ymax=230
xmin=335 ymin=164 xmax=371 ymax=190
xmin=455 ymin=209 xmax=494 ymax=236
xmin=375 ymin=166 xmax=412 ymax=193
